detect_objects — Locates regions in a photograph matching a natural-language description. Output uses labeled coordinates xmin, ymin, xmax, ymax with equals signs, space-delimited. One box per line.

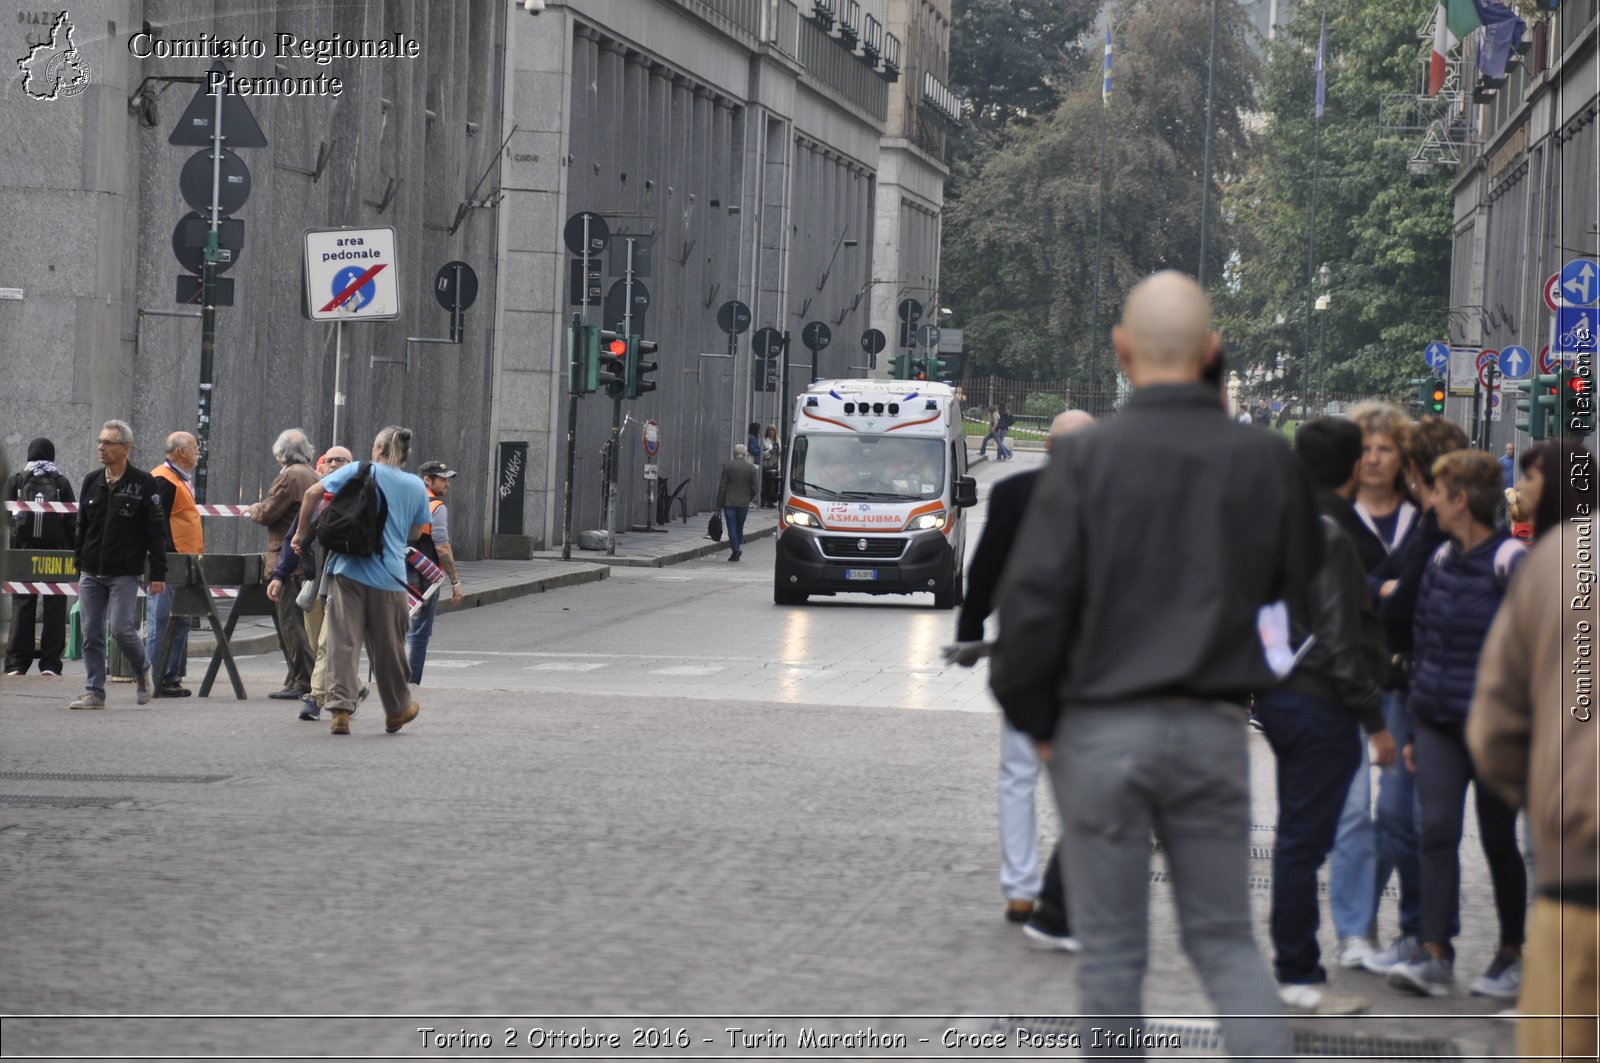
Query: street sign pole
xmin=606 ymin=237 xmax=636 ymax=557
xmin=194 ymin=86 xmax=226 ymax=502
xmin=331 ymin=319 xmax=345 ymax=447
xmin=561 ymin=216 xmax=591 ymax=562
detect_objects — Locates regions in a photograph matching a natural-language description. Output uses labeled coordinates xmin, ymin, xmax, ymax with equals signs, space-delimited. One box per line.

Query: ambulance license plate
xmin=845 ymin=568 xmax=878 ymax=581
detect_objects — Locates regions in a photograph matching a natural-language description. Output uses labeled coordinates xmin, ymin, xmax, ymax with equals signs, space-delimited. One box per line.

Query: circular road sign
xmin=1476 ymin=348 xmax=1498 ymax=370
xmin=604 ymin=279 xmax=650 ymax=324
xmin=433 ymin=261 xmax=479 ymax=312
xmin=1497 ymin=344 xmax=1531 ymax=381
xmin=861 ymin=328 xmax=886 ymax=355
xmin=917 ymin=324 xmax=941 ymax=348
xmin=801 ymin=320 xmax=832 ymax=352
xmin=753 ymin=327 xmax=785 ymax=356
xmin=331 ymin=265 xmax=378 ymax=312
xmin=1544 ymin=273 xmax=1565 ymax=313
xmin=1477 ymin=360 xmax=1498 ymax=389
xmin=563 ymin=211 xmax=610 ymax=257
xmin=1424 ymin=341 xmax=1450 ymax=372
xmin=180 ymin=148 xmax=251 ymax=215
xmin=171 ymin=211 xmax=242 ymax=275
xmin=898 ymin=298 xmax=924 ymax=324
xmin=1559 ymin=258 xmax=1600 ymax=307
xmin=716 ymin=300 xmax=752 ymax=335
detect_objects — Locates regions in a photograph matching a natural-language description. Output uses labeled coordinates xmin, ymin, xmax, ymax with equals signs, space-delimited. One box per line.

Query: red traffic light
xmin=607 ymin=339 xmax=627 ymax=356
xmin=1571 ymin=376 xmax=1589 ymax=394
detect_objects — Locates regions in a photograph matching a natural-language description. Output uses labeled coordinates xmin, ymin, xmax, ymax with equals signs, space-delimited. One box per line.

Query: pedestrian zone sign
xmin=304 ymin=227 xmax=399 ymax=321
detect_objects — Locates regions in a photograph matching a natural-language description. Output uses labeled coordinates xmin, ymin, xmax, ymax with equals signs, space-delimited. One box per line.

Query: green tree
xmin=944 ymin=0 xmax=1259 ymax=383
xmin=1217 ymin=0 xmax=1453 ymax=402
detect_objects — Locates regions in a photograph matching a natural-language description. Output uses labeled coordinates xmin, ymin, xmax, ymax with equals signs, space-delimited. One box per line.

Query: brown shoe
xmin=330 ymin=710 xmax=351 ymax=735
xmin=385 ymin=700 xmax=420 ymax=734
xmin=1005 ymin=898 xmax=1035 ymax=923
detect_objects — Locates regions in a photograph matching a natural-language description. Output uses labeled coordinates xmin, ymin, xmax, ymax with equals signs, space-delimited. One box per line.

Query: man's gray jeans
xmin=1049 ymin=702 xmax=1291 ymax=1061
xmin=78 ymin=573 xmax=147 ymax=697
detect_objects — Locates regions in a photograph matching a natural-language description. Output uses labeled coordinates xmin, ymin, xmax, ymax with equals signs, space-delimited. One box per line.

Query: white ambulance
xmin=774 ymin=379 xmax=977 ymax=607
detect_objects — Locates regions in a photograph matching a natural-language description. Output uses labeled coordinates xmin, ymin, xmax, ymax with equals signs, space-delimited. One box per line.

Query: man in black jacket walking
xmin=991 ymin=272 xmax=1322 ymax=1056
xmin=70 ymin=420 xmax=167 ymax=710
xmin=6 ymin=437 xmax=76 ymax=676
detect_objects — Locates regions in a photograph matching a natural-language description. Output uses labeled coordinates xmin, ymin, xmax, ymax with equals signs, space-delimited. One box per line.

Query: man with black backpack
xmin=291 ymin=425 xmax=431 ymax=736
xmin=6 ymin=437 xmax=76 ymax=676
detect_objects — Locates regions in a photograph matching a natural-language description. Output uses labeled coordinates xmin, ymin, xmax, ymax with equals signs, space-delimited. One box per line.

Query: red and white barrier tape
xmin=2 ymin=582 xmax=241 ymax=598
xmin=6 ymin=501 xmax=253 ymax=516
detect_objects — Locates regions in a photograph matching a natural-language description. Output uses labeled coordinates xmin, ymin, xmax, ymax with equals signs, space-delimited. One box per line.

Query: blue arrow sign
xmin=1497 ymin=345 xmax=1531 ymax=380
xmin=1561 ymin=258 xmax=1600 ymax=307
xmin=1423 ymin=341 xmax=1450 ymax=372
xmin=1556 ymin=306 xmax=1597 ymax=356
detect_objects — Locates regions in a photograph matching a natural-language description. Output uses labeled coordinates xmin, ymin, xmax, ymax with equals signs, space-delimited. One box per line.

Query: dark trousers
xmin=1414 ymin=718 xmax=1526 ymax=955
xmin=1032 ymin=836 xmax=1073 ymax=934
xmin=5 ymin=593 xmax=67 ymax=674
xmin=274 ymin=573 xmax=314 ymax=692
xmin=723 ymin=506 xmax=749 ymax=555
xmin=1253 ymin=688 xmax=1361 ymax=985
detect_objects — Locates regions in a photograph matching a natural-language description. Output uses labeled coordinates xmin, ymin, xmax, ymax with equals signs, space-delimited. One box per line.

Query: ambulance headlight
xmin=785 ymin=507 xmax=821 ymax=528
xmin=908 ymin=511 xmax=947 ymax=531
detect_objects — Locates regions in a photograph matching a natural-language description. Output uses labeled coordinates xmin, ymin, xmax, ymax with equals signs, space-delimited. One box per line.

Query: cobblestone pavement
xmin=0 ymin=454 xmax=1518 ymax=1058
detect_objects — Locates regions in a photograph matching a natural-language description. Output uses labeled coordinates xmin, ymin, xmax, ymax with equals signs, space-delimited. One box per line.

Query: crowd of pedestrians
xmin=6 ymin=422 xmax=454 ymax=738
xmin=965 ymin=270 xmax=1595 ymax=1059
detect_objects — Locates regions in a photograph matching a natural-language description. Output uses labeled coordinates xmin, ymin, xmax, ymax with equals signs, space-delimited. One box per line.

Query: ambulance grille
xmin=818 ymin=536 xmax=906 ymax=559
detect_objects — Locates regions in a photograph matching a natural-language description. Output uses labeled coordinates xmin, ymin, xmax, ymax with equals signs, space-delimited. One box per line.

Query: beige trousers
xmin=324 ymin=575 xmax=411 ymax=718
xmin=1518 ymin=896 xmax=1598 ymax=1063
xmin=305 ymin=597 xmax=327 ymax=707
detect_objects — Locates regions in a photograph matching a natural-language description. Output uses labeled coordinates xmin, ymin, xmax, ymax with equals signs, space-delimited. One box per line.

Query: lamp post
xmin=1313 ymin=263 xmax=1331 ymax=410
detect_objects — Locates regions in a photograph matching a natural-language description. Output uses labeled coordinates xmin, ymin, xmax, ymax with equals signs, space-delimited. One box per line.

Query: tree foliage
xmin=1216 ymin=0 xmax=1454 ymax=401
xmin=949 ymin=0 xmax=1100 ymax=148
xmin=944 ymin=0 xmax=1258 ymax=382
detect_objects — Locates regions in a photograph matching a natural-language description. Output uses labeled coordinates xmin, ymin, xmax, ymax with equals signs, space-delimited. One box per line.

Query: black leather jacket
xmin=1280 ymin=508 xmax=1387 ymax=734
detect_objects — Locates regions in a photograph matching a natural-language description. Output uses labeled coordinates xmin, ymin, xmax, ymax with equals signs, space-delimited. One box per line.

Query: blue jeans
xmin=1253 ymin=688 xmax=1361 ymax=985
xmin=406 ymin=596 xmax=437 ymax=684
xmin=142 ymin=585 xmax=190 ymax=686
xmin=78 ymin=573 xmax=146 ymax=697
xmin=1326 ymin=733 xmax=1377 ymax=940
xmin=995 ymin=429 xmax=1013 ymax=460
xmin=723 ymin=506 xmax=748 ymax=555
xmin=1374 ymin=692 xmax=1432 ymax=938
xmin=1049 ymin=703 xmax=1290 ymax=1058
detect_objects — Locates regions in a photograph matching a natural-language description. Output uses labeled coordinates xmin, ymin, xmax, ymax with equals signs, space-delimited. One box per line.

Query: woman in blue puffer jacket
xmin=1388 ymin=450 xmax=1528 ymax=1002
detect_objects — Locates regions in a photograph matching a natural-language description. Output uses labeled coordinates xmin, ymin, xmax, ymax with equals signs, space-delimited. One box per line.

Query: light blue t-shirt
xmin=319 ymin=461 xmax=431 ymax=592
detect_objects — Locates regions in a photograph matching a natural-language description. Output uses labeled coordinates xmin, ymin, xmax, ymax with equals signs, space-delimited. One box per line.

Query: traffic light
xmin=597 ymin=329 xmax=627 ymax=396
xmin=1426 ymin=378 xmax=1446 ymax=415
xmin=1562 ymin=363 xmax=1594 ymax=436
xmin=625 ymin=335 xmax=658 ymax=399
xmin=567 ymin=316 xmax=599 ymax=395
xmin=889 ymin=353 xmax=912 ymax=379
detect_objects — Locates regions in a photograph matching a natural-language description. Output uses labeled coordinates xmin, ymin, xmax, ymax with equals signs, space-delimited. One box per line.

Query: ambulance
xmin=774 ymin=379 xmax=977 ymax=607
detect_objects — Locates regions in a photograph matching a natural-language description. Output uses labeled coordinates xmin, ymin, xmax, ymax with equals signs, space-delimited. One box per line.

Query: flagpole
xmin=1197 ymin=0 xmax=1220 ymax=288
xmin=1090 ymin=17 xmax=1111 ymax=407
xmin=1304 ymin=11 xmax=1326 ymax=411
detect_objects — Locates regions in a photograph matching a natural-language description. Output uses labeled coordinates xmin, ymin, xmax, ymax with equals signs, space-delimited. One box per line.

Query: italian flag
xmin=1428 ymin=1 xmax=1481 ymax=96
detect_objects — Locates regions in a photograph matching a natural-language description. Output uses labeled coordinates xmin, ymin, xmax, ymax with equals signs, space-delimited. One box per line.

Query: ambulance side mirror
xmin=953 ymin=476 xmax=978 ymax=508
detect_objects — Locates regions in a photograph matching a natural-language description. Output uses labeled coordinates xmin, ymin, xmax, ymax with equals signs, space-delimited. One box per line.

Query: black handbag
xmin=707 ymin=510 xmax=723 ymax=542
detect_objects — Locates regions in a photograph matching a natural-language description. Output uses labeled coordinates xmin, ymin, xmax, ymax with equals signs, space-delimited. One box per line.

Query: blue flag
xmin=1314 ymin=15 xmax=1326 ymax=119
xmin=1102 ymin=23 xmax=1112 ymax=106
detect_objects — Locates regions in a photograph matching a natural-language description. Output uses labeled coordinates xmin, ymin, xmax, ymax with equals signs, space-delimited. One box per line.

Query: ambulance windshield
xmin=790 ymin=435 xmax=945 ymax=502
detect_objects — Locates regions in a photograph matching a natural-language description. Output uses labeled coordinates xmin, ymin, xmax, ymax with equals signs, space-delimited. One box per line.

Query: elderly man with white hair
xmin=714 ymin=442 xmax=761 ymax=562
xmin=248 ymin=427 xmax=320 ymax=700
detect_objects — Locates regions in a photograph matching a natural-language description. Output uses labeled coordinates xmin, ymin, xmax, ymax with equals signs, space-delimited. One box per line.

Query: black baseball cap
xmin=418 ymin=461 xmax=457 ymax=478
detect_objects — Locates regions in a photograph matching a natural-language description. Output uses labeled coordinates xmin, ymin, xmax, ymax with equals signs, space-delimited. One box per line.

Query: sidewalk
xmin=187 ymin=507 xmax=781 ymax=660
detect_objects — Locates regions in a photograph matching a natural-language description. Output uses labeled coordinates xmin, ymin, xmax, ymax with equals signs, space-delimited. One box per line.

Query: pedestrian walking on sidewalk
xmin=145 ymin=432 xmax=202 ymax=697
xmin=406 ymin=460 xmax=464 ymax=683
xmin=292 ymin=426 xmax=431 ymax=735
xmin=991 ymin=271 xmax=1321 ymax=1058
xmin=951 ymin=410 xmax=1091 ymax=949
xmin=5 ymin=437 xmax=75 ymax=677
xmin=248 ymin=429 xmax=320 ymax=701
xmin=71 ymin=421 xmax=168 ymax=710
xmin=715 ymin=444 xmax=760 ymax=563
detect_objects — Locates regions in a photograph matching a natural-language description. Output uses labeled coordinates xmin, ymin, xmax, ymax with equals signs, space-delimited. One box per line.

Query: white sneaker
xmin=1277 ymin=983 xmax=1369 ymax=1014
xmin=1336 ymin=936 xmax=1375 ymax=969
